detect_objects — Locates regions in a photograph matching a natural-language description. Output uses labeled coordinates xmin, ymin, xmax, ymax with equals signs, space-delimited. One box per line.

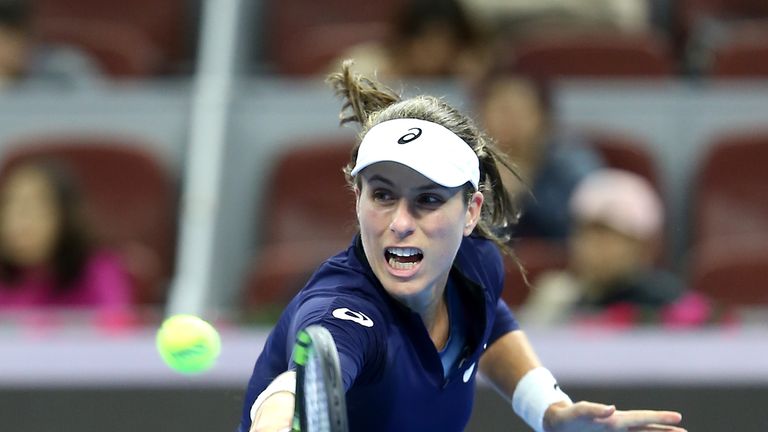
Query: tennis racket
xmin=291 ymin=325 xmax=348 ymax=432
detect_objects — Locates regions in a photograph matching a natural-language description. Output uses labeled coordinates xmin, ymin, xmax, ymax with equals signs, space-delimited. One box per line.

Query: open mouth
xmin=384 ymin=247 xmax=424 ymax=270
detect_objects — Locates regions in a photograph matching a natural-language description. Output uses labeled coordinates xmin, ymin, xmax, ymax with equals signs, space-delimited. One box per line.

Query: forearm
xmin=480 ymin=330 xmax=573 ymax=432
xmin=479 ymin=330 xmax=542 ymax=400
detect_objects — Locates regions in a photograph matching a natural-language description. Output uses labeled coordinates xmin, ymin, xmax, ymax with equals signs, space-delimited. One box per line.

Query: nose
xmin=389 ymin=199 xmax=415 ymax=238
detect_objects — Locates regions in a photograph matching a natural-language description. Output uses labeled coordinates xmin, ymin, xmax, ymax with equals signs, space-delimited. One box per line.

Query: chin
xmin=380 ymin=273 xmax=442 ymax=305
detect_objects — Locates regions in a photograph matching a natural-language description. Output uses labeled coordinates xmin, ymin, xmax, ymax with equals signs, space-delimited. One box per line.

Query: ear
xmin=463 ymin=191 xmax=484 ymax=236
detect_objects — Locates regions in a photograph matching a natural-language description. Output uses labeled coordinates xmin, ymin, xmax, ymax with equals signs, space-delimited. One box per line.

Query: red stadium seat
xmin=245 ymin=138 xmax=357 ymax=309
xmin=676 ymin=0 xmax=768 ymax=39
xmin=33 ymin=0 xmax=190 ymax=75
xmin=687 ymin=131 xmax=768 ymax=305
xmin=264 ymin=0 xmax=402 ymax=75
xmin=585 ymin=130 xmax=661 ymax=192
xmin=689 ymin=237 xmax=768 ymax=306
xmin=509 ymin=31 xmax=676 ymax=80
xmin=0 ymin=136 xmax=178 ymax=305
xmin=37 ymin=18 xmax=162 ymax=78
xmin=675 ymin=1 xmax=768 ymax=75
xmin=283 ymin=22 xmax=389 ymax=75
xmin=711 ymin=23 xmax=768 ymax=77
xmin=692 ymin=131 xmax=768 ymax=244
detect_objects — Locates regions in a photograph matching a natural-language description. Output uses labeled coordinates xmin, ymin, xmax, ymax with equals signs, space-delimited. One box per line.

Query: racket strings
xmin=304 ymin=349 xmax=332 ymax=432
xmin=294 ymin=325 xmax=348 ymax=432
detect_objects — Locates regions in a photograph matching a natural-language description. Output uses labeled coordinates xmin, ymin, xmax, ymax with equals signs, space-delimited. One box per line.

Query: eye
xmin=372 ymin=189 xmax=395 ymax=203
xmin=417 ymin=193 xmax=444 ymax=207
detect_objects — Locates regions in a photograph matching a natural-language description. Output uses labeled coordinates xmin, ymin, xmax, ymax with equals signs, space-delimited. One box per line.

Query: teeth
xmin=388 ymin=257 xmax=418 ymax=269
xmin=386 ymin=247 xmax=422 ymax=270
xmin=387 ymin=247 xmax=421 ymax=257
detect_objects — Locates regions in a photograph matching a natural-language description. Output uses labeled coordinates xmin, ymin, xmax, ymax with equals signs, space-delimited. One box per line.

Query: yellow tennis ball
xmin=156 ymin=314 xmax=221 ymax=374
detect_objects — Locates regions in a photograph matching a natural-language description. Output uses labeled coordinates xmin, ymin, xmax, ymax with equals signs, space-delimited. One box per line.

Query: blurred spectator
xmin=518 ymin=169 xmax=709 ymax=327
xmin=460 ymin=0 xmax=653 ymax=36
xmin=0 ymin=161 xmax=132 ymax=311
xmin=334 ymin=0 xmax=491 ymax=84
xmin=478 ymin=74 xmax=603 ymax=239
xmin=0 ymin=0 xmax=102 ymax=89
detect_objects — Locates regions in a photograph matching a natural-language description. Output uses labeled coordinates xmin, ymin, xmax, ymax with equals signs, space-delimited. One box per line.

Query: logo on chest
xmin=462 ymin=363 xmax=476 ymax=383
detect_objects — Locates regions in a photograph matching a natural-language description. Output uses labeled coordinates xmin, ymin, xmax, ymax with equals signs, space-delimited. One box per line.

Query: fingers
xmin=611 ymin=410 xmax=683 ymax=428
xmin=595 ymin=410 xmax=684 ymax=432
xmin=570 ymin=401 xmax=616 ymax=420
xmin=544 ymin=400 xmax=617 ymax=431
xmin=544 ymin=402 xmax=685 ymax=432
xmin=628 ymin=426 xmax=687 ymax=432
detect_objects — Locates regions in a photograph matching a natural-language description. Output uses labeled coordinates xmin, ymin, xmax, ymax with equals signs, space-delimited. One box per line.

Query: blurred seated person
xmin=0 ymin=0 xmax=102 ymax=89
xmin=519 ymin=169 xmax=709 ymax=327
xmin=459 ymin=0 xmax=652 ymax=35
xmin=0 ymin=160 xmax=132 ymax=311
xmin=478 ymin=74 xmax=603 ymax=239
xmin=335 ymin=0 xmax=491 ymax=84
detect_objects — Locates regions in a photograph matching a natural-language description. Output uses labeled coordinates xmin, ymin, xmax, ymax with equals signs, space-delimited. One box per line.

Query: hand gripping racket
xmin=291 ymin=325 xmax=348 ymax=432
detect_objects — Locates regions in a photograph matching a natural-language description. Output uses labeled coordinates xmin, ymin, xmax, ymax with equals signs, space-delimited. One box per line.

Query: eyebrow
xmin=367 ymin=174 xmax=444 ymax=192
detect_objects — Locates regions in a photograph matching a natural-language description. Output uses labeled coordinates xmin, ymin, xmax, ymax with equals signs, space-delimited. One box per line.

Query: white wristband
xmin=512 ymin=367 xmax=572 ymax=432
xmin=250 ymin=370 xmax=297 ymax=422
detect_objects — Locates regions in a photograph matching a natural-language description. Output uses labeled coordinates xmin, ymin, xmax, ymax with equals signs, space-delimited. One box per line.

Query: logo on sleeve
xmin=332 ymin=308 xmax=374 ymax=328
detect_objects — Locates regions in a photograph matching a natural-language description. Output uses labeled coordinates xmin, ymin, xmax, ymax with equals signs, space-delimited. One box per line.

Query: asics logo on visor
xmin=397 ymin=127 xmax=422 ymax=144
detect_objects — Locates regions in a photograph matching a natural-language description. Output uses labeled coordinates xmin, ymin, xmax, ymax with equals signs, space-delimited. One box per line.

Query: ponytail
xmin=326 ymin=60 xmax=400 ymax=127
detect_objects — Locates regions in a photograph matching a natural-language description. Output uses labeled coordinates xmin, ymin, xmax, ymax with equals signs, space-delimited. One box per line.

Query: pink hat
xmin=570 ymin=169 xmax=663 ymax=239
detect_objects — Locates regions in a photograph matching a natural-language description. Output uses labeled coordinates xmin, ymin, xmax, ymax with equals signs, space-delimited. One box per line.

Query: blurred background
xmin=0 ymin=0 xmax=767 ymax=430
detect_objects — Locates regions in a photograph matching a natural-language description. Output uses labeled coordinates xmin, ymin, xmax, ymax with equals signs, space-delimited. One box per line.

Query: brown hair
xmin=327 ymin=60 xmax=522 ymax=257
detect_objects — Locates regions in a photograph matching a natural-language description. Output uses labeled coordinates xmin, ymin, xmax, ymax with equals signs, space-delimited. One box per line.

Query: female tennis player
xmin=239 ymin=61 xmax=686 ymax=432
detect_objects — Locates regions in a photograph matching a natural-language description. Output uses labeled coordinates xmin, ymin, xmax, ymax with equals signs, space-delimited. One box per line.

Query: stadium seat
xmin=687 ymin=131 xmax=768 ymax=306
xmin=585 ymin=130 xmax=661 ymax=192
xmin=711 ymin=23 xmax=768 ymax=77
xmin=244 ymin=137 xmax=357 ymax=309
xmin=509 ymin=31 xmax=676 ymax=79
xmin=674 ymin=0 xmax=768 ymax=75
xmin=34 ymin=0 xmax=190 ymax=75
xmin=280 ymin=22 xmax=388 ymax=75
xmin=502 ymin=238 xmax=568 ymax=307
xmin=689 ymin=237 xmax=768 ymax=306
xmin=691 ymin=130 xmax=768 ymax=244
xmin=263 ymin=0 xmax=402 ymax=75
xmin=37 ymin=18 xmax=162 ymax=78
xmin=0 ymin=136 xmax=178 ymax=305
xmin=676 ymin=0 xmax=768 ymax=38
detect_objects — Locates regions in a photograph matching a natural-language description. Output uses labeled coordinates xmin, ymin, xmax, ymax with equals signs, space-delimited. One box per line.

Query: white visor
xmin=350 ymin=119 xmax=480 ymax=189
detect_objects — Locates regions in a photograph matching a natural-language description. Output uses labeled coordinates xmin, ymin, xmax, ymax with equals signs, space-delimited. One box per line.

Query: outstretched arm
xmin=479 ymin=330 xmax=686 ymax=432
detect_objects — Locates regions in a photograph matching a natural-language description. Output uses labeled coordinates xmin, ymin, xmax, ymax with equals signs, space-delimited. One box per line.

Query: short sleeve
xmin=287 ymin=294 xmax=386 ymax=390
xmin=488 ymin=298 xmax=519 ymax=345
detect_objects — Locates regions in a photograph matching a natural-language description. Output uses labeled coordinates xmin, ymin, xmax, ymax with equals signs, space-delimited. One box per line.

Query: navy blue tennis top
xmin=238 ymin=234 xmax=519 ymax=432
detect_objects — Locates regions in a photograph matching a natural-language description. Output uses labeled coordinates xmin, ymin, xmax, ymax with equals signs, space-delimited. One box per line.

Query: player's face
xmin=355 ymin=162 xmax=482 ymax=306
